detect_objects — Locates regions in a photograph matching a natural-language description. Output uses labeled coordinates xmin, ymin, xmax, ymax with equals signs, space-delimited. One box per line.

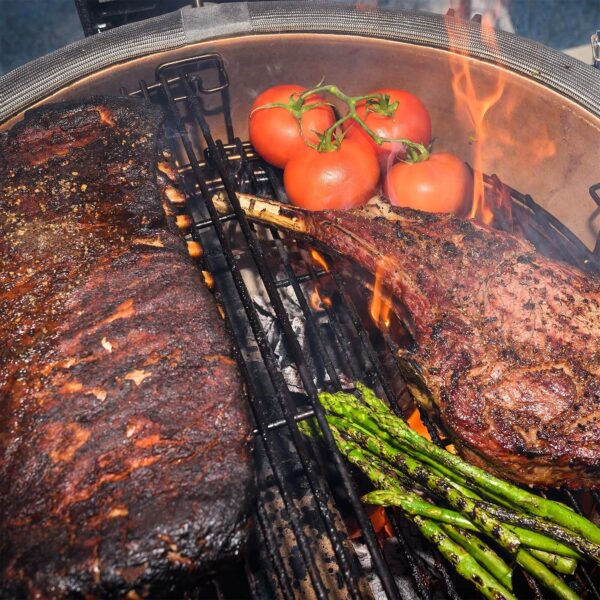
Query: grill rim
xmin=1 ymin=1 xmax=600 ymax=125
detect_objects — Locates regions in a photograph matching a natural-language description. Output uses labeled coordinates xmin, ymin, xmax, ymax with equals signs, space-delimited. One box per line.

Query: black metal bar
xmin=244 ymin=561 xmax=264 ymax=600
xmin=591 ymin=184 xmax=600 ymax=260
xmin=156 ymin=75 xmax=332 ymax=600
xmin=212 ymin=577 xmax=225 ymax=600
xmin=513 ymin=189 xmax=599 ymax=272
xmin=204 ymin=154 xmax=371 ymax=599
xmin=175 ymin=73 xmax=400 ymax=600
xmin=256 ymin=489 xmax=296 ymax=600
xmin=274 ymin=268 xmax=328 ymax=289
xmin=589 ymin=183 xmax=600 ymax=208
xmin=233 ymin=141 xmax=343 ymax=390
xmin=386 ymin=508 xmax=431 ymax=600
xmin=258 ymin=142 xmax=447 ymax=600
xmin=432 ymin=559 xmax=462 ymax=600
xmin=261 ymin=160 xmax=461 ymax=597
xmin=521 ymin=572 xmax=545 ymax=600
xmin=175 ymin=71 xmax=409 ymax=600
xmin=138 ymin=79 xmax=152 ymax=103
xmin=303 ymin=265 xmax=365 ymax=382
xmin=193 ymin=212 xmax=237 ymax=231
xmin=252 ymin=409 xmax=316 ymax=435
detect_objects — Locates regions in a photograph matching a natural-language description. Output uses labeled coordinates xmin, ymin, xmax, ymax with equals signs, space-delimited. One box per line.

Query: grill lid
xmin=1 ymin=1 xmax=600 ymax=124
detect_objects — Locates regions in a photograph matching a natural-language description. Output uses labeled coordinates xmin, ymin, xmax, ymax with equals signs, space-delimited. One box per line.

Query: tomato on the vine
xmin=384 ymin=153 xmax=473 ymax=215
xmin=344 ymin=88 xmax=431 ymax=159
xmin=249 ymin=84 xmax=335 ymax=169
xmin=284 ymin=138 xmax=380 ymax=211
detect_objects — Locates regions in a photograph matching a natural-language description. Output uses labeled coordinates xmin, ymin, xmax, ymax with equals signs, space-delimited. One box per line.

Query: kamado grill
xmin=1 ymin=2 xmax=600 ymax=599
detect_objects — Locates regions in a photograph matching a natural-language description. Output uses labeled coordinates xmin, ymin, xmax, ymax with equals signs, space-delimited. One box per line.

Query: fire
xmin=369 ymin=260 xmax=393 ymax=331
xmin=407 ymin=408 xmax=456 ymax=453
xmin=445 ymin=11 xmax=557 ymax=226
xmin=446 ymin=17 xmax=503 ymax=225
xmin=308 ymin=249 xmax=332 ymax=310
xmin=310 ymin=248 xmax=329 ymax=272
xmin=349 ymin=506 xmax=394 ymax=541
xmin=368 ymin=506 xmax=394 ymax=540
xmin=407 ymin=408 xmax=432 ymax=441
xmin=309 ymin=286 xmax=332 ymax=311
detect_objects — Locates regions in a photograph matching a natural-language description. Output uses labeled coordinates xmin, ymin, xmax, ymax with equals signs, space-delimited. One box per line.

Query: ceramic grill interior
xmin=1 ymin=3 xmax=599 ymax=599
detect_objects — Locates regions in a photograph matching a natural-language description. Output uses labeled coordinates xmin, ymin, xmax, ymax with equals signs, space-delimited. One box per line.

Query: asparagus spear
xmin=306 ymin=388 xmax=589 ymax=597
xmin=441 ymin=524 xmax=514 ymax=589
xmin=364 ymin=490 xmax=580 ymax=560
xmin=510 ymin=527 xmax=580 ymax=560
xmin=330 ymin=410 xmax=599 ymax=563
xmin=331 ymin=429 xmax=515 ymax=589
xmin=321 ymin=390 xmax=600 ymax=550
xmin=393 ymin=453 xmax=592 ymax=561
xmin=528 ymin=550 xmax=577 ymax=575
xmin=399 ymin=459 xmax=582 ymax=560
xmin=515 ymin=550 xmax=580 ymax=600
xmin=326 ymin=410 xmax=584 ymax=561
xmin=328 ymin=414 xmax=520 ymax=552
xmin=364 ymin=492 xmax=578 ymax=597
xmin=329 ymin=416 xmax=585 ymax=598
xmin=413 ymin=516 xmax=517 ymax=600
xmin=338 ymin=429 xmax=576 ymax=578
xmin=470 ymin=498 xmax=599 ymax=561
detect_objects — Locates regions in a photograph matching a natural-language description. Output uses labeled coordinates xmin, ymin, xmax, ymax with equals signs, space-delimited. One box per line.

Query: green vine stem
xmin=253 ymin=83 xmax=431 ymax=160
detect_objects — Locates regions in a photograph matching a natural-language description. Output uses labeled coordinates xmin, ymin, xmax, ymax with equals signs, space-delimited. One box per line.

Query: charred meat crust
xmin=300 ymin=201 xmax=600 ymax=489
xmin=0 ymin=97 xmax=254 ymax=597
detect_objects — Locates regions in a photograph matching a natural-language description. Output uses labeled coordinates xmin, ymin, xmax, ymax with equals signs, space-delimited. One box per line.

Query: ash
xmin=253 ymin=292 xmax=305 ymax=393
xmin=252 ymin=283 xmax=353 ymax=394
xmin=354 ymin=532 xmax=448 ymax=600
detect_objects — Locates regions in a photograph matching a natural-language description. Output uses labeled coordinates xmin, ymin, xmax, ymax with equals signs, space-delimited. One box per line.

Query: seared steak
xmin=0 ymin=98 xmax=254 ymax=597
xmin=217 ymin=193 xmax=600 ymax=489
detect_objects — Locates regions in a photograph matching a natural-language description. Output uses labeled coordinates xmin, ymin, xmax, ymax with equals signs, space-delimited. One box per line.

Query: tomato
xmin=284 ymin=138 xmax=380 ymax=211
xmin=384 ymin=153 xmax=473 ymax=215
xmin=249 ymin=84 xmax=336 ymax=169
xmin=345 ymin=88 xmax=431 ymax=159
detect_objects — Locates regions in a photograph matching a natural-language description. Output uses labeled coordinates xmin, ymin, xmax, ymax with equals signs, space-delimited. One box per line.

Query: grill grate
xmin=122 ymin=53 xmax=599 ymax=599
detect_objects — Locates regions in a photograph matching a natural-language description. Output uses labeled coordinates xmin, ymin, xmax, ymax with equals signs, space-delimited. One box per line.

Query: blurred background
xmin=0 ymin=0 xmax=599 ymax=76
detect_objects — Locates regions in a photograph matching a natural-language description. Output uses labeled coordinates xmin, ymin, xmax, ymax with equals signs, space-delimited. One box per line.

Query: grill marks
xmin=303 ymin=200 xmax=600 ymax=488
xmin=0 ymin=98 xmax=253 ymax=597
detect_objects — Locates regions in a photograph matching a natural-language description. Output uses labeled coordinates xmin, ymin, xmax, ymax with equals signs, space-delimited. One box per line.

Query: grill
xmin=111 ymin=52 xmax=600 ymax=599
xmin=2 ymin=3 xmax=600 ymax=597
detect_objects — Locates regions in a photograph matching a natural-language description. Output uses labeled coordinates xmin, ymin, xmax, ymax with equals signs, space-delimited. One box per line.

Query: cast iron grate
xmin=122 ymin=53 xmax=600 ymax=599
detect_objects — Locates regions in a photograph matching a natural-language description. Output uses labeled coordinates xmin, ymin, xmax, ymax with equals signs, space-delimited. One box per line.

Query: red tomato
xmin=249 ymin=84 xmax=336 ymax=169
xmin=384 ymin=153 xmax=473 ymax=215
xmin=284 ymin=138 xmax=380 ymax=211
xmin=345 ymin=88 xmax=431 ymax=159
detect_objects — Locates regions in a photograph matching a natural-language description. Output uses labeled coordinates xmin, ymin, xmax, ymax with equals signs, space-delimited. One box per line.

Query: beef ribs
xmin=218 ymin=193 xmax=600 ymax=489
xmin=0 ymin=98 xmax=254 ymax=597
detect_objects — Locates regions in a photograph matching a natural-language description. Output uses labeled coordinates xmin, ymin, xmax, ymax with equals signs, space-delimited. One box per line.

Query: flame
xmin=349 ymin=506 xmax=394 ymax=541
xmin=407 ymin=409 xmax=432 ymax=441
xmin=368 ymin=506 xmax=394 ymax=540
xmin=309 ymin=286 xmax=332 ymax=311
xmin=308 ymin=249 xmax=332 ymax=310
xmin=369 ymin=260 xmax=393 ymax=332
xmin=447 ymin=17 xmax=503 ymax=226
xmin=407 ymin=408 xmax=456 ymax=453
xmin=446 ymin=9 xmax=556 ymax=226
xmin=310 ymin=248 xmax=329 ymax=272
